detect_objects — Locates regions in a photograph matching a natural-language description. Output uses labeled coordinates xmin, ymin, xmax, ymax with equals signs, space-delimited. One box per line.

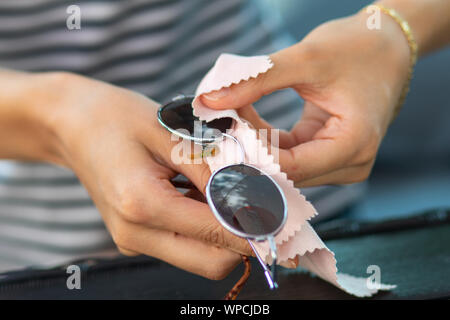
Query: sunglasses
xmin=158 ymin=95 xmax=287 ymax=290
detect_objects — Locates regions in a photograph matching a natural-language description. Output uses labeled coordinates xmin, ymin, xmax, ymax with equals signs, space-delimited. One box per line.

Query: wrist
xmin=0 ymin=70 xmax=66 ymax=165
xmin=373 ymin=0 xmax=424 ymax=55
xmin=353 ymin=8 xmax=411 ymax=82
xmin=356 ymin=5 xmax=417 ymax=120
xmin=355 ymin=6 xmax=411 ymax=57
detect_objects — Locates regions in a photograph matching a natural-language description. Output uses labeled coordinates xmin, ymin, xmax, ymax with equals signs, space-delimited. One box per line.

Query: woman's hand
xmin=9 ymin=71 xmax=255 ymax=280
xmin=200 ymin=12 xmax=411 ymax=187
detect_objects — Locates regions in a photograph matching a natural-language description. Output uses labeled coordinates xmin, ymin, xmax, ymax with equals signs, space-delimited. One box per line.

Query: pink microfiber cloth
xmin=193 ymin=53 xmax=396 ymax=297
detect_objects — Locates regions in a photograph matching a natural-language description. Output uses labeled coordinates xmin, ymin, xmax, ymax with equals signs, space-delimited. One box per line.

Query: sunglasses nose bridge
xmin=221 ymin=133 xmax=245 ymax=164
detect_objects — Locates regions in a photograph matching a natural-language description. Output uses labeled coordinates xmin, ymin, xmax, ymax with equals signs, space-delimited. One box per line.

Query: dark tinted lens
xmin=159 ymin=96 xmax=232 ymax=142
xmin=209 ymin=164 xmax=285 ymax=237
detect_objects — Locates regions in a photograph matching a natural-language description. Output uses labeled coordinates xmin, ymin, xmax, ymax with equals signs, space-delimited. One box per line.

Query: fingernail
xmin=280 ymin=260 xmax=297 ymax=269
xmin=202 ymin=88 xmax=229 ymax=101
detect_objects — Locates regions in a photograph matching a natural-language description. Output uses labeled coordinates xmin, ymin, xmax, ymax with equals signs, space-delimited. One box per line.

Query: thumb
xmin=200 ymin=50 xmax=294 ymax=110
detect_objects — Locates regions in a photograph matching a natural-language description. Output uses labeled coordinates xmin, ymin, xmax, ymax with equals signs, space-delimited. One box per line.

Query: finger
xmin=112 ymin=150 xmax=252 ymax=256
xmin=279 ymin=116 xmax=357 ymax=182
xmin=238 ymin=101 xmax=330 ymax=150
xmin=286 ymin=101 xmax=332 ymax=148
xmin=134 ymin=105 xmax=211 ymax=195
xmin=92 ymin=134 xmax=250 ymax=258
xmin=115 ymin=224 xmax=242 ymax=280
xmin=294 ymin=161 xmax=374 ymax=188
xmin=117 ymin=247 xmax=140 ymax=257
xmin=184 ymin=187 xmax=206 ymax=202
xmin=150 ymin=121 xmax=212 ymax=194
xmin=200 ymin=48 xmax=299 ymax=110
xmin=175 ymin=159 xmax=211 ymax=195
xmin=280 ymin=256 xmax=299 ymax=269
xmin=237 ymin=105 xmax=296 ymax=148
xmin=125 ymin=184 xmax=253 ymax=256
xmin=135 ymin=121 xmax=252 ymax=255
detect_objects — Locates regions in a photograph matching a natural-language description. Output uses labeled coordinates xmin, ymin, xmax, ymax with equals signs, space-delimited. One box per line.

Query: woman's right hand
xmin=17 ymin=71 xmax=255 ymax=280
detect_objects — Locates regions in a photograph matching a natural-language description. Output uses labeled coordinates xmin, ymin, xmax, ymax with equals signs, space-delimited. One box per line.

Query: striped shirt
xmin=0 ymin=0 xmax=304 ymax=272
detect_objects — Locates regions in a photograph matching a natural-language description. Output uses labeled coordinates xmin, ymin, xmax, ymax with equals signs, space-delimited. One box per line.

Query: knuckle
xmin=203 ymin=265 xmax=230 ymax=281
xmin=353 ymin=140 xmax=378 ymax=166
xmin=117 ymin=189 xmax=156 ymax=224
xmin=285 ymin=150 xmax=304 ymax=182
xmin=291 ymin=170 xmax=306 ymax=183
xmin=349 ymin=166 xmax=373 ymax=184
xmin=49 ymin=71 xmax=78 ymax=85
xmin=202 ymin=224 xmax=227 ymax=247
xmin=119 ymin=196 xmax=144 ymax=223
xmin=117 ymin=246 xmax=139 ymax=257
xmin=350 ymin=122 xmax=381 ymax=166
xmin=199 ymin=224 xmax=252 ymax=256
xmin=202 ymin=253 xmax=238 ymax=280
xmin=111 ymin=227 xmax=132 ymax=250
xmin=357 ymin=169 xmax=371 ymax=182
xmin=242 ymin=241 xmax=253 ymax=257
xmin=199 ymin=165 xmax=212 ymax=194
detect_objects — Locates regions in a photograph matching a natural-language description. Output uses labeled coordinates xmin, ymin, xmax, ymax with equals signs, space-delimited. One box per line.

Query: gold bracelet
xmin=362 ymin=4 xmax=418 ymax=120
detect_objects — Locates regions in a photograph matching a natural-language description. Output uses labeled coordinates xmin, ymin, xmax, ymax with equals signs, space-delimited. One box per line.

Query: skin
xmin=1 ymin=0 xmax=449 ymax=280
xmin=0 ymin=71 xmax=253 ymax=280
xmin=202 ymin=0 xmax=450 ymax=188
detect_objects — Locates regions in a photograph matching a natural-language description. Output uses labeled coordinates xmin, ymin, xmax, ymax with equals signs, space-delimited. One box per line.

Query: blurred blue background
xmin=261 ymin=0 xmax=450 ymax=221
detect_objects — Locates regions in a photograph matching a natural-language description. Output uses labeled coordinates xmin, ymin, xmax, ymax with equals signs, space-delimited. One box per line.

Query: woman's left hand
xmin=200 ymin=11 xmax=411 ymax=187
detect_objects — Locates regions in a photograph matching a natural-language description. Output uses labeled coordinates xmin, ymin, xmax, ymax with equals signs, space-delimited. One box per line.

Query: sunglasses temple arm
xmin=247 ymin=239 xmax=278 ymax=290
xmin=268 ymin=236 xmax=278 ymax=289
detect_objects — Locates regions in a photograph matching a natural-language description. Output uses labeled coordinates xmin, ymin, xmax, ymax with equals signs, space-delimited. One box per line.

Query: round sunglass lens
xmin=208 ymin=164 xmax=286 ymax=237
xmin=158 ymin=96 xmax=232 ymax=142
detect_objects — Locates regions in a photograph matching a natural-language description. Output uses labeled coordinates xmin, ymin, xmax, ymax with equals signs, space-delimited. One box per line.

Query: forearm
xmin=375 ymin=0 xmax=450 ymax=56
xmin=0 ymin=69 xmax=60 ymax=163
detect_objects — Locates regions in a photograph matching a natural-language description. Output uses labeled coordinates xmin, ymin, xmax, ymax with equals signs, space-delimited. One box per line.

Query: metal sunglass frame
xmin=157 ymin=95 xmax=288 ymax=289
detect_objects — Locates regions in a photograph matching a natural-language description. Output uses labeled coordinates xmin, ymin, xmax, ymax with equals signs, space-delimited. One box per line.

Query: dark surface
xmin=1 ymin=210 xmax=449 ymax=300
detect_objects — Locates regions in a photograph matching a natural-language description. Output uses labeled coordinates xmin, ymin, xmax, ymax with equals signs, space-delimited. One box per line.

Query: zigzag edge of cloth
xmin=192 ymin=53 xmax=396 ymax=297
